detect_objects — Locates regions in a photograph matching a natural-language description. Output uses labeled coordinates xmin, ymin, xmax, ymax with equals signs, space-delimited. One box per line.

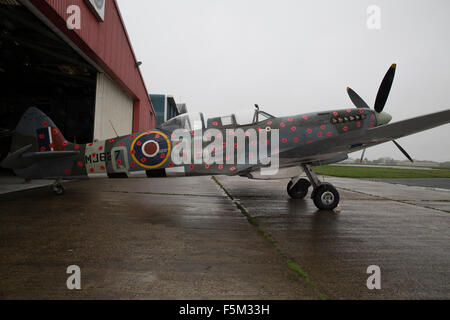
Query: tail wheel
xmin=287 ymin=178 xmax=311 ymax=199
xmin=313 ymin=184 xmax=340 ymax=211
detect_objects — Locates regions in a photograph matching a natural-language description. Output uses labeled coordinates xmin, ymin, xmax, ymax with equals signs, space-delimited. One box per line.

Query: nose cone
xmin=375 ymin=112 xmax=392 ymax=126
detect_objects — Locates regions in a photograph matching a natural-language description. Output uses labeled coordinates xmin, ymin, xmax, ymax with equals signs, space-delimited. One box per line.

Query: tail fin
xmin=10 ymin=107 xmax=69 ymax=154
xmin=1 ymin=108 xmax=80 ymax=179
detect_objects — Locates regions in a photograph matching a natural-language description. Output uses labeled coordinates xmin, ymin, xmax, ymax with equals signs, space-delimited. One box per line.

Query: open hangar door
xmin=0 ymin=1 xmax=97 ymax=168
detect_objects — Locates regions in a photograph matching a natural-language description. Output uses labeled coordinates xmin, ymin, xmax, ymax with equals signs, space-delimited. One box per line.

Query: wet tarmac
xmin=0 ymin=175 xmax=449 ymax=299
xmin=365 ymin=178 xmax=450 ymax=190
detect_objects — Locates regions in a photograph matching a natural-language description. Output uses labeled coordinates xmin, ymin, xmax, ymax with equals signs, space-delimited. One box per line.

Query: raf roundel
xmin=130 ymin=131 xmax=171 ymax=169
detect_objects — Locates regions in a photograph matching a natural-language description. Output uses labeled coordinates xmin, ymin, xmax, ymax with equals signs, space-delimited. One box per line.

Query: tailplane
xmin=1 ymin=108 xmax=76 ymax=174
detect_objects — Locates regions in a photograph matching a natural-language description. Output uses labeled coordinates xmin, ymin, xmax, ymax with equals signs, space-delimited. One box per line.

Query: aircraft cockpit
xmin=159 ymin=105 xmax=275 ymax=131
xmin=159 ymin=113 xmax=206 ymax=132
xmin=206 ymin=105 xmax=275 ymax=128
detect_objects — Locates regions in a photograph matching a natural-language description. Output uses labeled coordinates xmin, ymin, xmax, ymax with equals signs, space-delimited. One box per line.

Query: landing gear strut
xmin=287 ymin=164 xmax=340 ymax=211
xmin=51 ymin=180 xmax=65 ymax=195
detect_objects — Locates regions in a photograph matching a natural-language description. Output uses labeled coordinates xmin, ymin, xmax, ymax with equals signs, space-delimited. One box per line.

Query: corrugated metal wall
xmin=28 ymin=0 xmax=156 ymax=132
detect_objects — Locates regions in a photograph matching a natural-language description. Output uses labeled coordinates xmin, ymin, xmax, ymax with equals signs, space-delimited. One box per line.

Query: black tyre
xmin=52 ymin=183 xmax=65 ymax=196
xmin=312 ymin=184 xmax=340 ymax=211
xmin=146 ymin=169 xmax=167 ymax=178
xmin=287 ymin=178 xmax=311 ymax=199
xmin=107 ymin=172 xmax=129 ymax=179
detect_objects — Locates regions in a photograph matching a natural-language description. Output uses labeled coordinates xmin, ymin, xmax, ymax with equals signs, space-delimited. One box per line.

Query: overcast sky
xmin=117 ymin=0 xmax=450 ymax=162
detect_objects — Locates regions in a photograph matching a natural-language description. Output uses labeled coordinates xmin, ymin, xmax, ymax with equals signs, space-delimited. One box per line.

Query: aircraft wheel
xmin=52 ymin=183 xmax=65 ymax=196
xmin=313 ymin=184 xmax=339 ymax=211
xmin=287 ymin=178 xmax=311 ymax=199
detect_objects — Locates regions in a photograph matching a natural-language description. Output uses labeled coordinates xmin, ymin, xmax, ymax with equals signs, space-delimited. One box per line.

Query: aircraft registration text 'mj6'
xmin=2 ymin=64 xmax=450 ymax=210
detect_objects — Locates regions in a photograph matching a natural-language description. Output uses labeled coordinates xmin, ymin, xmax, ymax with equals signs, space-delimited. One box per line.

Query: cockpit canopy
xmin=159 ymin=113 xmax=205 ymax=131
xmin=159 ymin=108 xmax=275 ymax=131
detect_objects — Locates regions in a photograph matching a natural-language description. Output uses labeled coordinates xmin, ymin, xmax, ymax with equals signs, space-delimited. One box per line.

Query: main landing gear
xmin=287 ymin=164 xmax=340 ymax=211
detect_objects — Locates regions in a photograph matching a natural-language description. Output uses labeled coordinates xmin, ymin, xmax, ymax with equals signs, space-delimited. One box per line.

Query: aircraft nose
xmin=375 ymin=112 xmax=392 ymax=126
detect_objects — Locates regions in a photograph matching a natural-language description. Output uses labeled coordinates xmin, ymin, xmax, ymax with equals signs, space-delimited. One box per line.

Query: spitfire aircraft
xmin=1 ymin=64 xmax=450 ymax=210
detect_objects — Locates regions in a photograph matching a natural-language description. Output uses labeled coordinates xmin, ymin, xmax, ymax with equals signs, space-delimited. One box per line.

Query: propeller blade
xmin=393 ymin=140 xmax=414 ymax=163
xmin=360 ymin=148 xmax=367 ymax=164
xmin=347 ymin=87 xmax=370 ymax=109
xmin=374 ymin=64 xmax=396 ymax=113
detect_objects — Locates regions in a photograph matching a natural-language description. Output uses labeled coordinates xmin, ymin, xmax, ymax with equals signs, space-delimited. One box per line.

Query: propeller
xmin=358 ymin=141 xmax=414 ymax=164
xmin=359 ymin=148 xmax=366 ymax=164
xmin=393 ymin=140 xmax=414 ymax=163
xmin=374 ymin=64 xmax=396 ymax=113
xmin=347 ymin=64 xmax=414 ymax=163
xmin=347 ymin=87 xmax=370 ymax=109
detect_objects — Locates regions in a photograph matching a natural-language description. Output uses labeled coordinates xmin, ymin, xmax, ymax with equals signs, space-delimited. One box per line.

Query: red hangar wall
xmin=22 ymin=0 xmax=156 ymax=138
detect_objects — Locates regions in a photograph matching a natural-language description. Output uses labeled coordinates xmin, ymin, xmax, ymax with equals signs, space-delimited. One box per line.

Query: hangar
xmin=0 ymin=0 xmax=156 ymax=165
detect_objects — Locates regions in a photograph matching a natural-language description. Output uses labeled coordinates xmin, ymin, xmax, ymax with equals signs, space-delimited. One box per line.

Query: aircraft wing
xmin=280 ymin=109 xmax=450 ymax=165
xmin=22 ymin=151 xmax=79 ymax=161
xmin=363 ymin=109 xmax=450 ymax=143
